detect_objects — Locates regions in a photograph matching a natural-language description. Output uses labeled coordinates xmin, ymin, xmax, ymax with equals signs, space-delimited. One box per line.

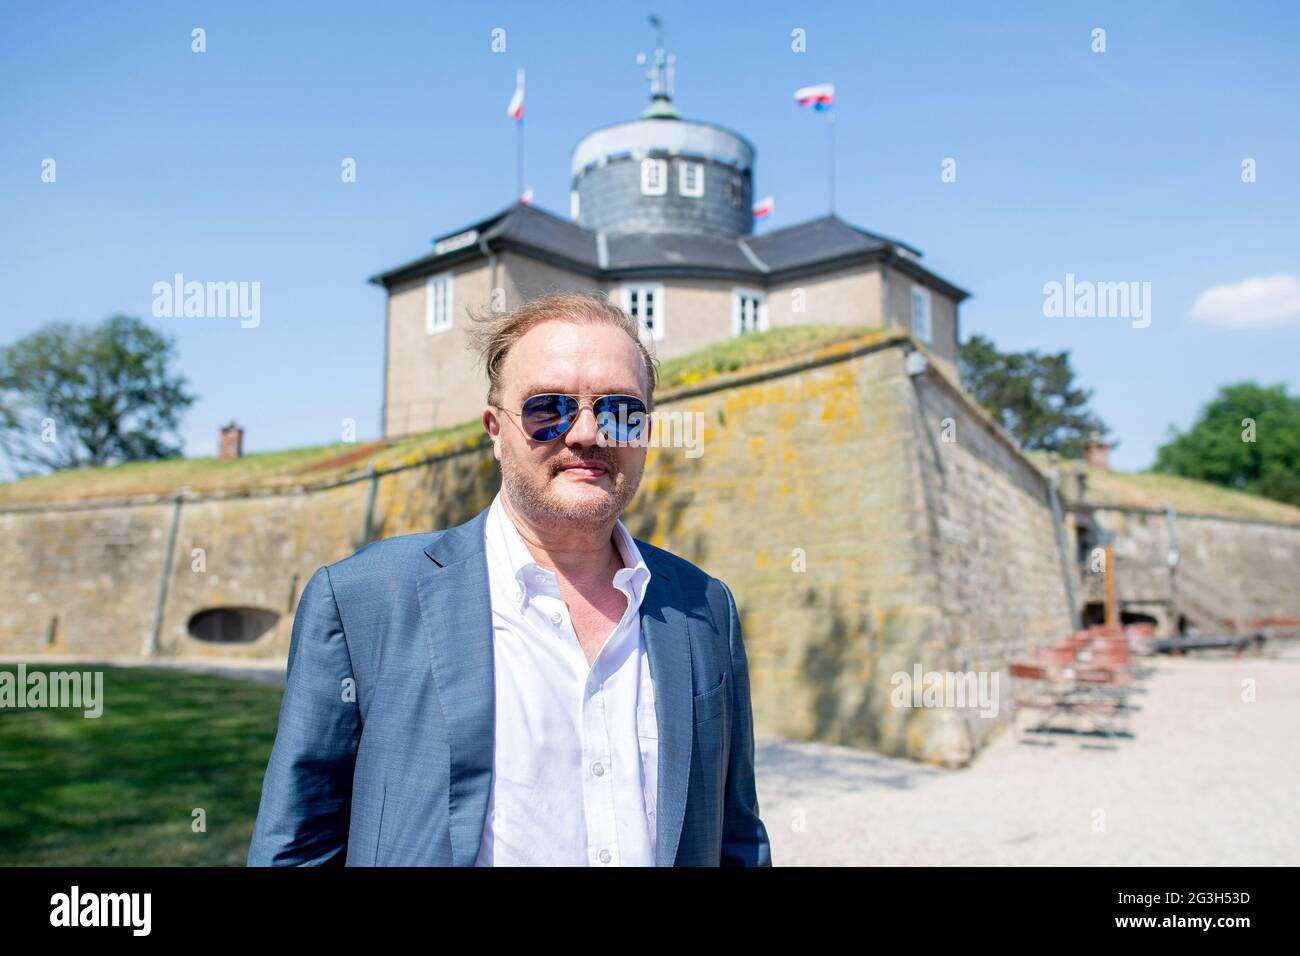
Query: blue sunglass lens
xmin=594 ymin=397 xmax=647 ymax=441
xmin=522 ymin=394 xmax=578 ymax=441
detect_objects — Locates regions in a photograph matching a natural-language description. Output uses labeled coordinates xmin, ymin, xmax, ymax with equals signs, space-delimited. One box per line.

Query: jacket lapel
xmin=418 ymin=505 xmax=495 ymax=868
xmin=637 ymin=551 xmax=694 ymax=867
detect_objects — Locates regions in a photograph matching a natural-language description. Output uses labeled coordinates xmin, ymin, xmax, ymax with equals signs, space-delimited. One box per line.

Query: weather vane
xmin=636 ymin=14 xmax=675 ymax=105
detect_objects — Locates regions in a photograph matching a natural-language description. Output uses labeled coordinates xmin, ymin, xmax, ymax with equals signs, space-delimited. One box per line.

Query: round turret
xmin=569 ymin=44 xmax=756 ymax=238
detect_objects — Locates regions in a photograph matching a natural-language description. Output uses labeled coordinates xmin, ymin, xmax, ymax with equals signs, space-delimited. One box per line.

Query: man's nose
xmin=564 ymin=405 xmax=602 ymax=447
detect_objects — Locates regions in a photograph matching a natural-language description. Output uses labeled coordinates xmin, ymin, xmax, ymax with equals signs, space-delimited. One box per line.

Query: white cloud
xmin=1189 ymin=274 xmax=1300 ymax=328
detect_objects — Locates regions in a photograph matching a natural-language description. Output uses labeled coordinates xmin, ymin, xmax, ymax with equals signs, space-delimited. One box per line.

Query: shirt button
xmin=599 ymin=849 xmax=612 ymax=864
xmin=535 ymin=572 xmax=546 ymax=583
xmin=549 ymin=611 xmax=562 ymax=626
xmin=592 ymin=761 xmax=604 ymax=777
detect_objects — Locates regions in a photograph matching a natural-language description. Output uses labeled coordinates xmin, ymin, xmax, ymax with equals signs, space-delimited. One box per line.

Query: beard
xmin=499 ymin=444 xmax=641 ymax=532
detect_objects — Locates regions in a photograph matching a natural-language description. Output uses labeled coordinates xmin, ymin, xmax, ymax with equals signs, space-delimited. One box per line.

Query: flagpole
xmin=828 ymin=110 xmax=836 ymax=215
xmin=517 ymin=116 xmax=524 ymax=201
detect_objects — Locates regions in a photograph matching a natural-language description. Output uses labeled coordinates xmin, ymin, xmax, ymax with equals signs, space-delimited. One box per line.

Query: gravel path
xmin=757 ymin=642 xmax=1300 ymax=865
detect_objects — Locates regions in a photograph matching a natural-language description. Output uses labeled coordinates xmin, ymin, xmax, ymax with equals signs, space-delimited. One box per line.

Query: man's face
xmin=486 ymin=319 xmax=651 ymax=530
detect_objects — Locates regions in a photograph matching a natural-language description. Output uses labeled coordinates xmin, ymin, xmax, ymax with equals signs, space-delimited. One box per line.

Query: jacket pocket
xmin=692 ymin=671 xmax=728 ymax=723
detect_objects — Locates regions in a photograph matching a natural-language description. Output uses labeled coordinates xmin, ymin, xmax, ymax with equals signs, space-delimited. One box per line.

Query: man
xmin=248 ymin=292 xmax=770 ymax=866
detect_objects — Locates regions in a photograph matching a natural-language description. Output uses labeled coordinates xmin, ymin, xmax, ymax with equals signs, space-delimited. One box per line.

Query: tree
xmin=0 ymin=314 xmax=197 ymax=477
xmin=1153 ymin=382 xmax=1300 ymax=507
xmin=959 ymin=333 xmax=1109 ymax=456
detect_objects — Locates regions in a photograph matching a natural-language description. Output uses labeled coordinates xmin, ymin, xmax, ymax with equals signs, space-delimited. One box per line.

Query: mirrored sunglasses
xmin=516 ymin=393 xmax=648 ymax=443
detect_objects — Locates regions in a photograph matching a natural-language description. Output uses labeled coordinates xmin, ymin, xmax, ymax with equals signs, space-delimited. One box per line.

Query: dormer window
xmin=640 ymin=158 xmax=667 ymax=196
xmin=678 ymin=160 xmax=704 ymax=197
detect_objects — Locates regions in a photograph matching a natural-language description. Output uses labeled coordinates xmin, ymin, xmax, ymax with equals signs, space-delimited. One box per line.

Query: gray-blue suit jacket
xmin=247 ymin=503 xmax=772 ymax=866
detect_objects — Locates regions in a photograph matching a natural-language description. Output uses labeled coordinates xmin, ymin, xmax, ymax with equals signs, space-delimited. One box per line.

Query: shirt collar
xmin=487 ymin=490 xmax=652 ymax=612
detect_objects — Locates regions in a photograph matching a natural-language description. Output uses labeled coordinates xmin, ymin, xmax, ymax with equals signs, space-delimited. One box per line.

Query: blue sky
xmin=2 ymin=0 xmax=1297 ymax=474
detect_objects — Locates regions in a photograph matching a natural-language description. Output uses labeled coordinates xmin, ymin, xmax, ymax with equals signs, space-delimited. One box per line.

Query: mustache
xmin=552 ymin=453 xmax=615 ymax=473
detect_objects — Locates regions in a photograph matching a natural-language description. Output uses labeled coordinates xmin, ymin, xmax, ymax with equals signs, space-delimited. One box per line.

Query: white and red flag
xmin=507 ymin=68 xmax=525 ymax=121
xmin=794 ymin=82 xmax=834 ymax=111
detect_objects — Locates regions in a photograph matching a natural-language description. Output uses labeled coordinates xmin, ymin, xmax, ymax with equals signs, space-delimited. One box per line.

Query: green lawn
xmin=654 ymin=323 xmax=889 ymax=389
xmin=0 ymin=665 xmax=283 ymax=866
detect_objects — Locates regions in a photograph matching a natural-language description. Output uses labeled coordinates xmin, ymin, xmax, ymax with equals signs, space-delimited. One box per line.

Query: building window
xmin=622 ymin=284 xmax=664 ymax=341
xmin=678 ymin=160 xmax=704 ymax=198
xmin=724 ymin=173 xmax=744 ymax=208
xmin=911 ymin=286 xmax=932 ymax=343
xmin=732 ymin=288 xmax=768 ymax=336
xmin=640 ymin=158 xmax=667 ymax=196
xmin=426 ymin=272 xmax=453 ymax=335
xmin=570 ymin=190 xmax=580 ymax=219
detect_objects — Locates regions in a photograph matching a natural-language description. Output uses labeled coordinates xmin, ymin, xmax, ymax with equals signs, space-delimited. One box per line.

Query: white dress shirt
xmin=474 ymin=489 xmax=658 ymax=866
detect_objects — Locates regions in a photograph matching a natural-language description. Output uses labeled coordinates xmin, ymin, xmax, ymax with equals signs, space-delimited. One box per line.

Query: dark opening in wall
xmin=1075 ymin=522 xmax=1096 ymax=567
xmin=1079 ymin=605 xmax=1158 ymax=630
xmin=187 ymin=607 xmax=279 ymax=644
xmin=1081 ymin=601 xmax=1106 ymax=627
xmin=1120 ymin=610 xmax=1158 ymax=628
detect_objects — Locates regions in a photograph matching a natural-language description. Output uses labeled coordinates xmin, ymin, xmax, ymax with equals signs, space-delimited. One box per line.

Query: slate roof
xmin=368 ymin=202 xmax=969 ymax=300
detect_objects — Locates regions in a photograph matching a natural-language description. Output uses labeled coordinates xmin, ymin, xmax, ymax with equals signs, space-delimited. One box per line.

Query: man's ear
xmin=483 ymin=407 xmax=503 ymax=460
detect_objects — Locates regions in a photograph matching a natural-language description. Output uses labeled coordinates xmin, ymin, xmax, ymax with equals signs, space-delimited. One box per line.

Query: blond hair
xmin=466 ymin=291 xmax=659 ymax=409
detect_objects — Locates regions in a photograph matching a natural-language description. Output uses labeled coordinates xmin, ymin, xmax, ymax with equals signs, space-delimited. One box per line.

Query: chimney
xmin=1082 ymin=434 xmax=1110 ymax=472
xmin=219 ymin=421 xmax=243 ymax=461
